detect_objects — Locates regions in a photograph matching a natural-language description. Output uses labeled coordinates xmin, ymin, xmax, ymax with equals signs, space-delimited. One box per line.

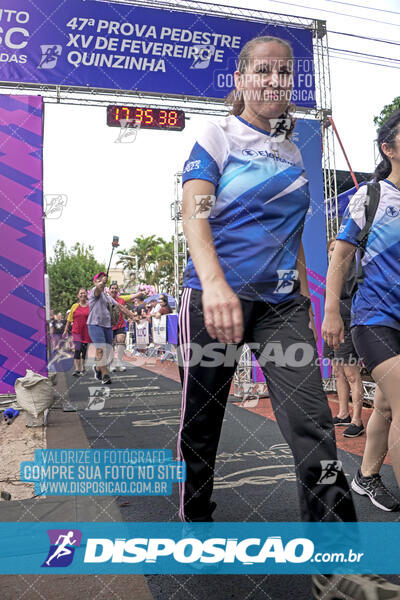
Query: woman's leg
xmin=88 ymin=326 xmax=109 ymax=377
xmin=101 ymin=327 xmax=114 ymax=377
xmin=251 ymin=296 xmax=356 ymax=522
xmin=371 ymin=356 xmax=400 ymax=486
xmin=73 ymin=341 xmax=82 ymax=373
xmin=177 ymin=289 xmax=249 ymax=521
xmin=343 ymin=364 xmax=364 ymax=426
xmin=116 ymin=332 xmax=126 ymax=368
xmin=360 ymin=385 xmax=391 ymax=476
xmin=81 ymin=343 xmax=88 ymax=372
xmin=333 ymin=362 xmax=350 ymax=419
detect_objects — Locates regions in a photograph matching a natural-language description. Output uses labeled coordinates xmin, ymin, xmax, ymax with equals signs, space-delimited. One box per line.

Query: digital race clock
xmin=107 ymin=105 xmax=185 ymax=131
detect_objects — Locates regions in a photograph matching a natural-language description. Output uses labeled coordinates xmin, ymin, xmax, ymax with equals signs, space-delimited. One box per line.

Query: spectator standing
xmin=50 ymin=312 xmax=66 ymax=350
xmin=87 ymin=272 xmax=134 ymax=385
xmin=64 ymin=288 xmax=91 ymax=377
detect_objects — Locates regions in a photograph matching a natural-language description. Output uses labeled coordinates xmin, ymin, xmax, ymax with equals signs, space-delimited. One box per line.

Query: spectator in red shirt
xmin=64 ymin=288 xmax=91 ymax=376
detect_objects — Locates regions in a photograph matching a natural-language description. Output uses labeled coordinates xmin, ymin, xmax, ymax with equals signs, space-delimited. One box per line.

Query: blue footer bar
xmin=0 ymin=522 xmax=398 ymax=574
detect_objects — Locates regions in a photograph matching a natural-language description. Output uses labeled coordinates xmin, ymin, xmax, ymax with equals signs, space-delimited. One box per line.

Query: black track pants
xmin=177 ymin=288 xmax=357 ymax=523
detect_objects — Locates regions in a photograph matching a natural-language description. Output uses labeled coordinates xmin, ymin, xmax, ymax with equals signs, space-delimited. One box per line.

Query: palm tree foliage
xmin=116 ymin=235 xmax=174 ymax=293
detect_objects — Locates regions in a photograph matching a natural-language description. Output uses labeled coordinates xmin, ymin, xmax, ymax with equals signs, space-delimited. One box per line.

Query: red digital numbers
xmin=107 ymin=105 xmax=184 ymax=130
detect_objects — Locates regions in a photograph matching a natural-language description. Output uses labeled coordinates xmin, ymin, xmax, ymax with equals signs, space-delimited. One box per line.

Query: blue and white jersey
xmin=336 ymin=179 xmax=400 ymax=330
xmin=181 ymin=115 xmax=310 ymax=303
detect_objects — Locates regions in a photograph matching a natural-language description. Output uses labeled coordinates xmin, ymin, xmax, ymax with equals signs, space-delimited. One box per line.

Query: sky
xmin=43 ymin=0 xmax=400 ymax=265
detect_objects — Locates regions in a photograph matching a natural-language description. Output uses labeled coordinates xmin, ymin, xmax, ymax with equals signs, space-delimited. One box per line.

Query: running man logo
xmin=38 ymin=45 xmax=62 ymax=69
xmin=269 ymin=117 xmax=291 ymax=142
xmin=115 ymin=119 xmax=141 ymax=143
xmin=317 ymin=460 xmax=343 ymax=485
xmin=273 ymin=269 xmax=298 ymax=294
xmin=192 ymin=195 xmax=216 ymax=218
xmin=42 ymin=529 xmax=82 ymax=567
xmin=44 ymin=194 xmax=67 ymax=219
xmin=190 ymin=45 xmax=215 ymax=69
xmin=87 ymin=387 xmax=110 ymax=411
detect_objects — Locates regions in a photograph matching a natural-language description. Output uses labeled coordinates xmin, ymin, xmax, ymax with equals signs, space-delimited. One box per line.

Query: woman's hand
xmin=322 ymin=310 xmax=344 ymax=351
xmin=202 ymin=278 xmax=243 ymax=344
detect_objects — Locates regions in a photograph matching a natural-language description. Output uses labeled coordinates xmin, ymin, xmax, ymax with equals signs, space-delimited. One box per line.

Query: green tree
xmin=48 ymin=241 xmax=106 ymax=314
xmin=373 ymin=96 xmax=400 ymax=128
xmin=117 ymin=235 xmax=175 ymax=293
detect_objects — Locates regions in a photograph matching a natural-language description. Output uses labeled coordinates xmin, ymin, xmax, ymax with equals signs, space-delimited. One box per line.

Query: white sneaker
xmin=110 ymin=365 xmax=117 ymax=372
xmin=312 ymin=573 xmax=400 ymax=599
xmin=116 ymin=365 xmax=126 ymax=372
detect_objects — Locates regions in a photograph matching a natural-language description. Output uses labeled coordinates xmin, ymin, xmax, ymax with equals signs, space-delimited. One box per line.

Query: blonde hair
xmin=225 ymin=36 xmax=296 ymax=136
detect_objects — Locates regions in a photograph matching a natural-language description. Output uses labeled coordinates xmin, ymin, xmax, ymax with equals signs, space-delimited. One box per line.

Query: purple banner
xmin=0 ymin=1 xmax=316 ymax=107
xmin=0 ymin=95 xmax=46 ymax=394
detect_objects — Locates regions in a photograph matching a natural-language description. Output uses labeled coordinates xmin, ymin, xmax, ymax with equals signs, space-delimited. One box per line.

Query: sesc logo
xmin=42 ymin=529 xmax=82 ymax=567
xmin=83 ymin=536 xmax=314 ymax=564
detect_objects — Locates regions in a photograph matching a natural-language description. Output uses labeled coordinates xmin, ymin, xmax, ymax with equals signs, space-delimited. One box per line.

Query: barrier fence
xmin=126 ymin=314 xmax=178 ymax=363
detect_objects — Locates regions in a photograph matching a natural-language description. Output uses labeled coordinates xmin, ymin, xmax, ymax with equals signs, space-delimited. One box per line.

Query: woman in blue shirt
xmin=323 ymin=109 xmax=400 ymax=513
xmin=177 ymin=35 xmax=357 ymax=526
xmin=177 ymin=37 xmax=400 ymax=598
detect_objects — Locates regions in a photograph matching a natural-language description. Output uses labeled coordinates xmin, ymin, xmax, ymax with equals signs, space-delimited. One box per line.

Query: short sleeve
xmin=182 ymin=121 xmax=227 ymax=186
xmin=336 ymin=186 xmax=368 ymax=247
xmin=67 ymin=304 xmax=78 ymax=322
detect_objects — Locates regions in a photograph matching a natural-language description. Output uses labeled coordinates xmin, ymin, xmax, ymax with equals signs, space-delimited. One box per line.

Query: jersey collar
xmin=235 ymin=115 xmax=271 ymax=137
xmin=384 ymin=178 xmax=400 ymax=192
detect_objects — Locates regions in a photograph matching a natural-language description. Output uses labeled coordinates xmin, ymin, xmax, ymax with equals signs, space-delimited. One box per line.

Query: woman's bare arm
xmin=322 ymin=239 xmax=357 ymax=349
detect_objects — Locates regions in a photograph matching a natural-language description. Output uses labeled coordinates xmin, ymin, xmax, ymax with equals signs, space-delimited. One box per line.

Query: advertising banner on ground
xmin=1 ymin=1 xmax=316 ymax=107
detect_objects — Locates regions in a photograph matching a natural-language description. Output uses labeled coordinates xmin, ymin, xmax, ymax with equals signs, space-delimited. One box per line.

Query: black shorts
xmin=113 ymin=327 xmax=126 ymax=338
xmin=323 ymin=319 xmax=359 ymax=365
xmin=352 ymin=325 xmax=400 ymax=373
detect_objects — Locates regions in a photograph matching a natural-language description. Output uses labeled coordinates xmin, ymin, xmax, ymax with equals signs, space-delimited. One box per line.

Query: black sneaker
xmin=92 ymin=365 xmax=102 ymax=381
xmin=333 ymin=414 xmax=351 ymax=426
xmin=72 ymin=370 xmax=80 ymax=377
xmin=351 ymin=469 xmax=400 ymax=511
xmin=312 ymin=573 xmax=400 ymax=599
xmin=343 ymin=422 xmax=365 ymax=437
xmin=102 ymin=375 xmax=112 ymax=385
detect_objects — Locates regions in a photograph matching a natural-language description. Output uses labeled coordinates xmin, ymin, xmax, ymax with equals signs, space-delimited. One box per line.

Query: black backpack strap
xmin=355 ymin=182 xmax=381 ymax=250
xmin=354 ymin=182 xmax=380 ymax=286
